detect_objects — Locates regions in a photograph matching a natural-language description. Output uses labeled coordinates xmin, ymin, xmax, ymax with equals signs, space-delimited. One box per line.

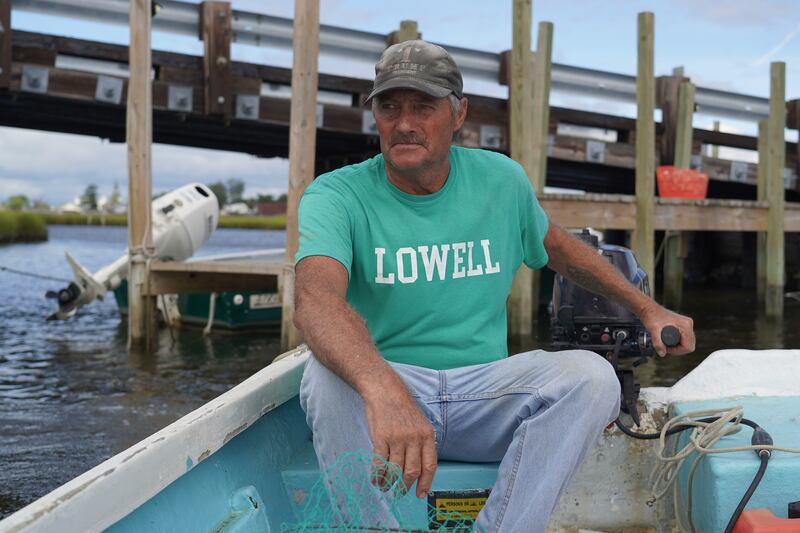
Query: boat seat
xmin=281 ymin=439 xmax=499 ymax=526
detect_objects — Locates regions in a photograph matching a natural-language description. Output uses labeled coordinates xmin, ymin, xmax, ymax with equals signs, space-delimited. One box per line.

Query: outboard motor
xmin=551 ymin=229 xmax=656 ymax=425
xmin=46 ymin=183 xmax=219 ymax=320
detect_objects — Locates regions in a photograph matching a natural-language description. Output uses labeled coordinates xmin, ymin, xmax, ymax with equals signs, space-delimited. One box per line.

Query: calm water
xmin=0 ymin=225 xmax=798 ymax=518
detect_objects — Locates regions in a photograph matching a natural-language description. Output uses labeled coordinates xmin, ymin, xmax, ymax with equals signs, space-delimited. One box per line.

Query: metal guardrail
xmin=11 ymin=0 xmax=771 ymax=122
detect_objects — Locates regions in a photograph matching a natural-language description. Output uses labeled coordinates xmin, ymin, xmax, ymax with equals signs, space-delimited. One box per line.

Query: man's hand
xmin=639 ymin=303 xmax=696 ymax=357
xmin=362 ymin=375 xmax=437 ymax=499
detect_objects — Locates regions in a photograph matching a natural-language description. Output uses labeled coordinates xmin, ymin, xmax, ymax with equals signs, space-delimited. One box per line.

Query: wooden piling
xmin=765 ymin=61 xmax=785 ymax=318
xmin=531 ymin=21 xmax=553 ymax=194
xmin=281 ymin=0 xmax=320 ymax=351
xmin=127 ymin=0 xmax=157 ymax=351
xmin=0 ymin=0 xmax=10 ymax=88
xmin=398 ymin=20 xmax=418 ymax=42
xmin=635 ymin=12 xmax=656 ymax=286
xmin=662 ymin=81 xmax=694 ymax=310
xmin=199 ymin=1 xmax=232 ymax=117
xmin=756 ymin=119 xmax=768 ymax=305
xmin=507 ymin=0 xmax=535 ymax=339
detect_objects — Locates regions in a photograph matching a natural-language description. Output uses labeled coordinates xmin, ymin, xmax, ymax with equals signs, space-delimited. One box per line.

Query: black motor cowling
xmin=551 ymin=229 xmax=654 ymax=358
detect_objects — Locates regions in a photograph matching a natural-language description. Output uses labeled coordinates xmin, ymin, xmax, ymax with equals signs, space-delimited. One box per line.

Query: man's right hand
xmin=362 ymin=376 xmax=437 ymax=499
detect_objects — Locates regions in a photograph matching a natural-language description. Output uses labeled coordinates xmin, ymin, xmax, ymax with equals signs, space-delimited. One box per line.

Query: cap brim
xmin=365 ymin=76 xmax=452 ymax=103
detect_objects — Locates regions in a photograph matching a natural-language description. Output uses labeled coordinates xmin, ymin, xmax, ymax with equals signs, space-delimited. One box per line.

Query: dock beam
xmin=507 ymin=0 xmax=535 ymax=339
xmin=635 ymin=12 xmax=656 ymax=287
xmin=281 ymin=0 xmax=320 ymax=351
xmin=127 ymin=0 xmax=157 ymax=352
xmin=765 ymin=61 xmax=785 ymax=318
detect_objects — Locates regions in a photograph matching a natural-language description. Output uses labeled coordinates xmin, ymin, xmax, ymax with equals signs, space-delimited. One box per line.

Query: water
xmin=0 ymin=225 xmax=286 ymax=519
xmin=1 ymin=226 xmax=798 ymax=519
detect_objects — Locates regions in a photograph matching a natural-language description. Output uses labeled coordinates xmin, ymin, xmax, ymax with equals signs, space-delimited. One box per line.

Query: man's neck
xmin=385 ymin=158 xmax=451 ymax=196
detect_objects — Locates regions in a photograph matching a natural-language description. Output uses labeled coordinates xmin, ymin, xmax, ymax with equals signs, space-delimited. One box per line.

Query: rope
xmin=646 ymin=406 xmax=800 ymax=533
xmin=0 ymin=264 xmax=72 ymax=283
xmin=203 ymin=292 xmax=217 ymax=336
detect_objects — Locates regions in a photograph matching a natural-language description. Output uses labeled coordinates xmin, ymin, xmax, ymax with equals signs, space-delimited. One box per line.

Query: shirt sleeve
xmin=295 ymin=182 xmax=354 ymax=278
xmin=520 ymin=177 xmax=550 ymax=269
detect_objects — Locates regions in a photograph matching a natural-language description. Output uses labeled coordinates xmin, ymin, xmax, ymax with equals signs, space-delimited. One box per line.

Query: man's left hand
xmin=639 ymin=304 xmax=696 ymax=357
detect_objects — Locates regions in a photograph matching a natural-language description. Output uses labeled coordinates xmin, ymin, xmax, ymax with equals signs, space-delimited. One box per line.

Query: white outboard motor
xmin=47 ymin=183 xmax=219 ymax=320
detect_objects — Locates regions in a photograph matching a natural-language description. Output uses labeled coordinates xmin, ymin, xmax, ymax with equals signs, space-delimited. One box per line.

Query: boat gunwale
xmin=0 ymin=346 xmax=311 ymax=533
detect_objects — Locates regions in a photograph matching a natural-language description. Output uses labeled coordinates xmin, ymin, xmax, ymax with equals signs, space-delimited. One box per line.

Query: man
xmin=293 ymin=40 xmax=695 ymax=532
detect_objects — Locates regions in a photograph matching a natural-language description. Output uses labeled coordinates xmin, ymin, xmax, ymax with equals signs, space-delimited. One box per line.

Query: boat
xmin=1 ymin=346 xmax=798 ymax=532
xmin=46 ymin=183 xmax=284 ymax=332
xmin=112 ymin=249 xmax=284 ymax=332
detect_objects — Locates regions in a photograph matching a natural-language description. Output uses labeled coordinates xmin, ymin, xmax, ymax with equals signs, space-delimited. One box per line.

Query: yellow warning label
xmin=433 ymin=496 xmax=488 ymax=520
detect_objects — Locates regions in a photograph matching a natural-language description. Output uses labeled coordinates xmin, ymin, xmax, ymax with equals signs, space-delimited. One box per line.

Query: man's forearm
xmin=294 ymin=269 xmax=406 ymax=400
xmin=544 ymin=225 xmax=655 ymax=317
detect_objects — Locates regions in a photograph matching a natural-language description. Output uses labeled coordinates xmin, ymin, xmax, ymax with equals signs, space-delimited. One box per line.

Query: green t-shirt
xmin=296 ymin=146 xmax=549 ymax=370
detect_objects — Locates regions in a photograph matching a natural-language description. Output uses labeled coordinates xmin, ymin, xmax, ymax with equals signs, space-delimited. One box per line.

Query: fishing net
xmin=280 ymin=450 xmax=482 ymax=532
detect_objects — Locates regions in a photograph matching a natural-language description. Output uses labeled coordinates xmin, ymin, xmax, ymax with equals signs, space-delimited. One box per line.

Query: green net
xmin=280 ymin=451 xmax=482 ymax=532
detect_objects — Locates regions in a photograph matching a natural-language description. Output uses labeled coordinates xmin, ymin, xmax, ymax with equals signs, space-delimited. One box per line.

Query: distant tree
xmin=254 ymin=194 xmax=276 ymax=203
xmin=80 ymin=185 xmax=99 ymax=211
xmin=227 ymin=179 xmax=245 ymax=204
xmin=7 ymin=195 xmax=29 ymax=211
xmin=32 ymin=199 xmax=51 ymax=211
xmin=109 ymin=181 xmax=122 ymax=211
xmin=277 ymin=193 xmax=288 ymax=203
xmin=207 ymin=182 xmax=227 ymax=207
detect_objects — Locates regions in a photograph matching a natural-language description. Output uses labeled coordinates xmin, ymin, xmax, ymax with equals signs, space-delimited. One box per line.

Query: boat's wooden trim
xmin=0 ymin=347 xmax=311 ymax=533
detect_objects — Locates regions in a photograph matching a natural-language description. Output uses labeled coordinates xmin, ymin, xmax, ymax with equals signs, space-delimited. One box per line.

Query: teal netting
xmin=280 ymin=451 xmax=482 ymax=532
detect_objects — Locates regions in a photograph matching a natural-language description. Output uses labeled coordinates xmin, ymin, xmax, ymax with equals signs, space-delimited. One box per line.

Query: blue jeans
xmin=299 ymin=349 xmax=621 ymax=533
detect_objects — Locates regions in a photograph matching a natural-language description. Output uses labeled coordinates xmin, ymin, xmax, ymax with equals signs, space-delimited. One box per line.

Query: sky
xmin=2 ymin=0 xmax=799 ymax=206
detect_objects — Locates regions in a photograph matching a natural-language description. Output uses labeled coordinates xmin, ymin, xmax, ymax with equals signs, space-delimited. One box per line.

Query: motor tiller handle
xmin=661 ymin=326 xmax=681 ymax=347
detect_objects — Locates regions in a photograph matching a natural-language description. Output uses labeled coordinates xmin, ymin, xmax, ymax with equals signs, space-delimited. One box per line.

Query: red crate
xmin=656 ymin=166 xmax=709 ymax=199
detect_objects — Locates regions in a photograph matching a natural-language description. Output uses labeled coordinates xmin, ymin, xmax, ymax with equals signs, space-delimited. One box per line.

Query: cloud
xmin=750 ymin=22 xmax=800 ymax=66
xmin=673 ymin=0 xmax=800 ymax=27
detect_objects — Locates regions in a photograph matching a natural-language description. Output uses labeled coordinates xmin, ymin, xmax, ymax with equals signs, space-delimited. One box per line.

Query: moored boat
xmin=2 ymin=348 xmax=798 ymax=532
xmin=112 ymin=249 xmax=285 ymax=332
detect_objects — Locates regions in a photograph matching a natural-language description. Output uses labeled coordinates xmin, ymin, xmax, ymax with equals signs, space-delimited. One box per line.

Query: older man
xmin=293 ymin=40 xmax=695 ymax=532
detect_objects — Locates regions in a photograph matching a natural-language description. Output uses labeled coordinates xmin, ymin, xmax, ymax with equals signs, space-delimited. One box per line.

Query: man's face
xmin=373 ymin=89 xmax=466 ymax=175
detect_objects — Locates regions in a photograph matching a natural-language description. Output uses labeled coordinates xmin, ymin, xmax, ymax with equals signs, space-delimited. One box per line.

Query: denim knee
xmin=558 ymin=349 xmax=621 ymax=415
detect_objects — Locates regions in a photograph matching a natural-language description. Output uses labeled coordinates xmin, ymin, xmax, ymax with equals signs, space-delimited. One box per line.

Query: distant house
xmin=58 ymin=201 xmax=83 ymax=214
xmin=256 ymin=201 xmax=287 ymax=216
xmin=221 ymin=202 xmax=253 ymax=216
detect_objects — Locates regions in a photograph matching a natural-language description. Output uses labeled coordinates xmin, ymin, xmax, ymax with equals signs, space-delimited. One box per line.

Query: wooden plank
xmin=508 ymin=0 xmax=534 ymax=338
xmin=756 ymin=119 xmax=768 ymax=305
xmin=282 ymin=0 xmax=320 ymax=350
xmin=766 ymin=61 xmax=786 ymax=318
xmin=127 ymin=0 xmax=157 ymax=351
xmin=199 ymin=1 xmax=232 ymax=116
xmin=531 ymin=21 xmax=553 ymax=193
xmin=0 ymin=0 xmax=10 ymax=88
xmin=635 ymin=12 xmax=656 ymax=284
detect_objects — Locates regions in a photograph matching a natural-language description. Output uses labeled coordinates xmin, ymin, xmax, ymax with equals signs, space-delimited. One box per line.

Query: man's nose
xmin=395 ymin=106 xmax=417 ymax=132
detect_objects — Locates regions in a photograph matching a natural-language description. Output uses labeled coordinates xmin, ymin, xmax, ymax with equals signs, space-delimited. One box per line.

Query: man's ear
xmin=454 ymin=97 xmax=468 ymax=130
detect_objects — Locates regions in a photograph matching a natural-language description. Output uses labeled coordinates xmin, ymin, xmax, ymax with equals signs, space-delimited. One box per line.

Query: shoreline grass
xmin=41 ymin=212 xmax=287 ymax=230
xmin=0 ymin=211 xmax=49 ymax=243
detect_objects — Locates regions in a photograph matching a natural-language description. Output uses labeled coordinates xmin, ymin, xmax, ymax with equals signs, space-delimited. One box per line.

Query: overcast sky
xmin=2 ymin=0 xmax=799 ymax=205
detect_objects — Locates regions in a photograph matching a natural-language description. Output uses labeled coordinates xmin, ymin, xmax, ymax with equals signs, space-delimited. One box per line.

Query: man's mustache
xmin=390 ymin=133 xmax=427 ymax=146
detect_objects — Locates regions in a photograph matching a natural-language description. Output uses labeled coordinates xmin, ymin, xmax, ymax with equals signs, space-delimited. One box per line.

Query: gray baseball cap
xmin=365 ymin=40 xmax=464 ymax=102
